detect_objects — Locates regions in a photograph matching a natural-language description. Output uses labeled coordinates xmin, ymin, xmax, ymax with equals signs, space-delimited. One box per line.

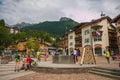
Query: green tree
xmin=43 ymin=32 xmax=52 ymax=43
xmin=0 ymin=19 xmax=13 ymax=50
xmin=26 ymin=39 xmax=39 ymax=51
xmin=12 ymin=32 xmax=28 ymax=42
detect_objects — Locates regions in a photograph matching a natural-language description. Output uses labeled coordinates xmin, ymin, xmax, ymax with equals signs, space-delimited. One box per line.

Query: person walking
xmin=73 ymin=49 xmax=78 ymax=64
xmin=14 ymin=52 xmax=20 ymax=72
xmin=36 ymin=50 xmax=41 ymax=61
xmin=105 ymin=50 xmax=110 ymax=64
xmin=44 ymin=50 xmax=47 ymax=61
xmin=110 ymin=50 xmax=115 ymax=60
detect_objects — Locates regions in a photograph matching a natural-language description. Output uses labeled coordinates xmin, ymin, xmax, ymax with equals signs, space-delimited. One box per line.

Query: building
xmin=81 ymin=16 xmax=118 ymax=55
xmin=67 ymin=30 xmax=75 ymax=55
xmin=74 ymin=22 xmax=88 ymax=48
xmin=5 ymin=25 xmax=19 ymax=34
xmin=59 ymin=32 xmax=68 ymax=50
xmin=60 ymin=16 xmax=118 ymax=56
xmin=9 ymin=27 xmax=19 ymax=34
xmin=113 ymin=14 xmax=120 ymax=53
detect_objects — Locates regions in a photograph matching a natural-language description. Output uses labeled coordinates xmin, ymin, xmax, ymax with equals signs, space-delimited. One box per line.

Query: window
xmin=84 ymin=30 xmax=89 ymax=35
xmin=95 ymin=47 xmax=102 ymax=56
xmin=94 ymin=37 xmax=102 ymax=42
xmin=70 ymin=36 xmax=73 ymax=39
xmin=93 ymin=28 xmax=99 ymax=31
xmin=70 ymin=42 xmax=73 ymax=46
xmin=84 ymin=38 xmax=89 ymax=43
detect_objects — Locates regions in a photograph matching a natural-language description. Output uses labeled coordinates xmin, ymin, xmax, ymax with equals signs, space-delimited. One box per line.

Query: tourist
xmin=105 ymin=50 xmax=110 ymax=64
xmin=36 ymin=50 xmax=41 ymax=61
xmin=20 ymin=58 xmax=26 ymax=70
xmin=77 ymin=48 xmax=81 ymax=56
xmin=53 ymin=50 xmax=58 ymax=56
xmin=110 ymin=50 xmax=115 ymax=60
xmin=44 ymin=50 xmax=47 ymax=61
xmin=25 ymin=55 xmax=32 ymax=71
xmin=73 ymin=49 xmax=78 ymax=64
xmin=14 ymin=52 xmax=20 ymax=72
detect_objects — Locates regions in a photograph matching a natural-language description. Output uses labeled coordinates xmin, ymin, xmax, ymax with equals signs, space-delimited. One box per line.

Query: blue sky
xmin=0 ymin=0 xmax=120 ymax=25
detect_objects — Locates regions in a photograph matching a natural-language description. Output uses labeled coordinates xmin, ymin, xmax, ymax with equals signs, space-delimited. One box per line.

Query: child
xmin=25 ymin=55 xmax=32 ymax=71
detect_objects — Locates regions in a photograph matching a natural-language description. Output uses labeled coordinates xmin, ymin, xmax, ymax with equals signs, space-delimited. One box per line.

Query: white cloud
xmin=101 ymin=0 xmax=118 ymax=14
xmin=0 ymin=0 xmax=119 ymax=25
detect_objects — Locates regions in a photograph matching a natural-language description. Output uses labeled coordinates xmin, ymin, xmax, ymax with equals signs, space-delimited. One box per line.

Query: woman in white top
xmin=73 ymin=49 xmax=78 ymax=64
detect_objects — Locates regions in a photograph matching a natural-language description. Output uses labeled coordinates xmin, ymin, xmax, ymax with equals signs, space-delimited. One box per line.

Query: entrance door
xmin=95 ymin=47 xmax=102 ymax=56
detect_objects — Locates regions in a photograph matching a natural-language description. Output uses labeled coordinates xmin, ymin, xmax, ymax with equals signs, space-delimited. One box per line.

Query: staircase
xmin=0 ymin=61 xmax=34 ymax=80
xmin=89 ymin=67 xmax=120 ymax=79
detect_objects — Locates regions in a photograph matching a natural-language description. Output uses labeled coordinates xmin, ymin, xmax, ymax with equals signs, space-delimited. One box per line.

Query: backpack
xmin=15 ymin=53 xmax=20 ymax=59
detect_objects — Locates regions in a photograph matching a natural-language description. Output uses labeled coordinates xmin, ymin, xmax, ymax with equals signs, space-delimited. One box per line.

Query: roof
xmin=74 ymin=22 xmax=89 ymax=28
xmin=80 ymin=16 xmax=112 ymax=29
xmin=73 ymin=22 xmax=89 ymax=30
xmin=112 ymin=14 xmax=120 ymax=22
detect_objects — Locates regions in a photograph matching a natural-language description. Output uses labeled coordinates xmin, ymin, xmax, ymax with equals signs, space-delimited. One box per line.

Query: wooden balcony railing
xmin=75 ymin=43 xmax=82 ymax=47
xmin=118 ymin=41 xmax=120 ymax=45
xmin=109 ymin=36 xmax=117 ymax=40
xmin=92 ymin=31 xmax=103 ymax=36
xmin=75 ymin=36 xmax=82 ymax=40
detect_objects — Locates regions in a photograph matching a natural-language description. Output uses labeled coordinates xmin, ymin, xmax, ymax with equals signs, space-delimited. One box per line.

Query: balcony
xmin=75 ymin=30 xmax=81 ymax=34
xmin=92 ymin=31 xmax=103 ymax=37
xmin=118 ymin=41 xmax=120 ymax=45
xmin=75 ymin=36 xmax=82 ymax=40
xmin=108 ymin=29 xmax=116 ymax=33
xmin=75 ymin=43 xmax=82 ymax=47
xmin=109 ymin=36 xmax=117 ymax=40
xmin=117 ymin=27 xmax=120 ymax=33
xmin=109 ymin=43 xmax=118 ymax=47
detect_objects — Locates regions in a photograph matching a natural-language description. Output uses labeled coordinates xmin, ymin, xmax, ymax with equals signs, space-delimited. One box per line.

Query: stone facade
xmin=60 ymin=16 xmax=118 ymax=56
xmin=68 ymin=30 xmax=75 ymax=55
xmin=113 ymin=14 xmax=120 ymax=53
xmin=81 ymin=16 xmax=117 ymax=55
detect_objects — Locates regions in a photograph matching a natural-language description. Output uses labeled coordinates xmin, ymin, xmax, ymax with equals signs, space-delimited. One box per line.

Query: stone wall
xmin=52 ymin=55 xmax=74 ymax=64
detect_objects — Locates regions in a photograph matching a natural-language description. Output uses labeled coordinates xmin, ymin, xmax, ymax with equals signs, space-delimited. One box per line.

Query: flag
xmin=96 ymin=31 xmax=100 ymax=36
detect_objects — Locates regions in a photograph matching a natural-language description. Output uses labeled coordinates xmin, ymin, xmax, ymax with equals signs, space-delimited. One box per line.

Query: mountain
xmin=60 ymin=17 xmax=74 ymax=21
xmin=12 ymin=22 xmax=34 ymax=29
xmin=21 ymin=17 xmax=79 ymax=36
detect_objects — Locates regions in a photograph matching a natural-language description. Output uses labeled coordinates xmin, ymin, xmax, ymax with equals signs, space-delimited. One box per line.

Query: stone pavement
xmin=36 ymin=56 xmax=120 ymax=68
xmin=0 ymin=56 xmax=119 ymax=80
xmin=95 ymin=56 xmax=120 ymax=68
xmin=0 ymin=61 xmax=35 ymax=80
xmin=11 ymin=72 xmax=116 ymax=80
xmin=37 ymin=61 xmax=96 ymax=68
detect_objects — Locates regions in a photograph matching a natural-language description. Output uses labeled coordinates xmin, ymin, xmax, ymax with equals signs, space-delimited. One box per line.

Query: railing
xmin=75 ymin=43 xmax=82 ymax=47
xmin=92 ymin=31 xmax=103 ymax=36
xmin=118 ymin=41 xmax=120 ymax=45
xmin=109 ymin=36 xmax=117 ymax=40
xmin=75 ymin=36 xmax=82 ymax=40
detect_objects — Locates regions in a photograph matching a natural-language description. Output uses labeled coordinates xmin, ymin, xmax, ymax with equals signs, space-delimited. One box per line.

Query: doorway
xmin=95 ymin=47 xmax=102 ymax=56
